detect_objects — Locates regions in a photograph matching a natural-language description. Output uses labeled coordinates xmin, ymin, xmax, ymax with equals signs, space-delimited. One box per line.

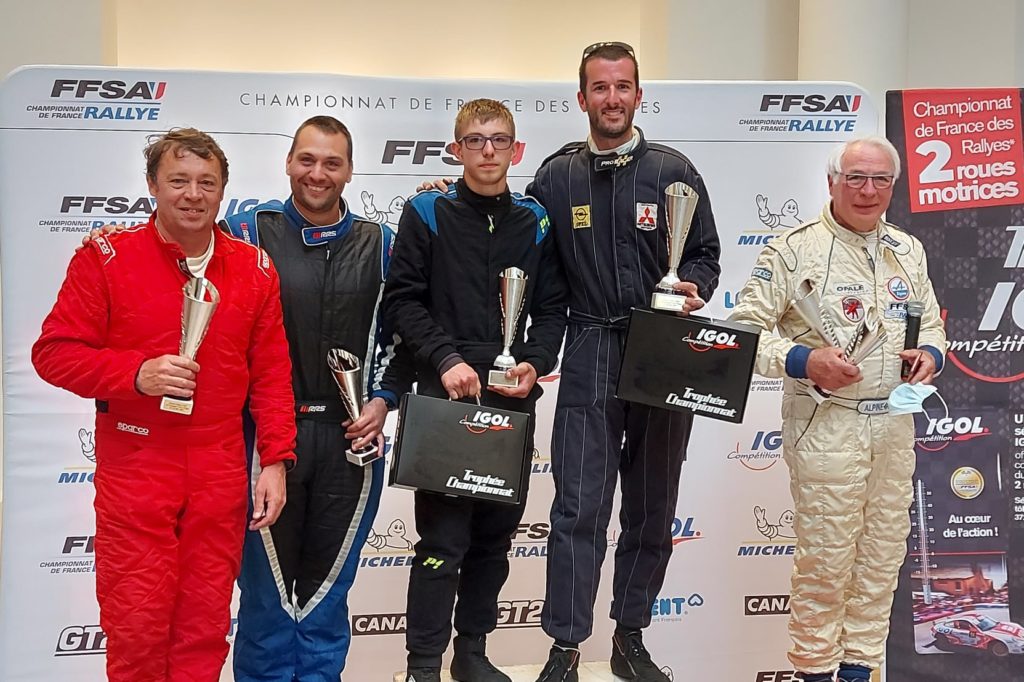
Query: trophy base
xmin=346 ymin=446 xmax=382 ymax=467
xmin=651 ymin=291 xmax=687 ymax=313
xmin=488 ymin=369 xmax=520 ymax=388
xmin=160 ymin=395 xmax=194 ymax=415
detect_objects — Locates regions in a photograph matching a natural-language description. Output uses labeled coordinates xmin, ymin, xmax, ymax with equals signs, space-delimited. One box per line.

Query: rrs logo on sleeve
xmin=572 ymin=205 xmax=591 ymax=229
xmin=636 ymin=202 xmax=658 ymax=231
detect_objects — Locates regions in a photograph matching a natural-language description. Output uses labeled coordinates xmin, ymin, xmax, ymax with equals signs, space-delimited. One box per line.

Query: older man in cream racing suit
xmin=728 ymin=136 xmax=945 ymax=682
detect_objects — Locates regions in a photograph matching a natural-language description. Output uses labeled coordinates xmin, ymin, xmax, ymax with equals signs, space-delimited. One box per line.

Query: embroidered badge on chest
xmin=842 ymin=296 xmax=865 ymax=322
xmin=636 ymin=202 xmax=658 ymax=231
xmin=572 ymin=205 xmax=592 ymax=229
xmin=887 ymin=275 xmax=910 ymax=301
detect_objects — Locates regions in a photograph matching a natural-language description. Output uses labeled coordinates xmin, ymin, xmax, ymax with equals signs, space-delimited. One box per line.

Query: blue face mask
xmin=888 ymin=383 xmax=939 ymax=415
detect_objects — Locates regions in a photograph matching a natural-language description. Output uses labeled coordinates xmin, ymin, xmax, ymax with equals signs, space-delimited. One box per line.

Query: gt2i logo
xmin=916 ymin=416 xmax=989 ymax=451
xmin=682 ymin=327 xmax=740 ymax=352
xmin=55 ymin=625 xmax=106 ymax=656
xmin=947 ymin=225 xmax=1024 ymax=382
xmin=460 ymin=410 xmax=515 ymax=433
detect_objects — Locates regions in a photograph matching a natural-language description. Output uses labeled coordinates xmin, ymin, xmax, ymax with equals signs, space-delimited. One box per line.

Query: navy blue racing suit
xmin=223 ymin=197 xmax=412 ymax=682
xmin=526 ymin=129 xmax=721 ymax=643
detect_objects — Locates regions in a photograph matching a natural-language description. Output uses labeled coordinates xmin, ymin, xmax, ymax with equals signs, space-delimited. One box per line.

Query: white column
xmin=664 ymin=0 xmax=800 ymax=80
xmin=0 ymin=0 xmax=115 ymax=512
xmin=0 ymin=0 xmax=116 ymax=80
xmin=798 ymin=0 xmax=909 ymax=123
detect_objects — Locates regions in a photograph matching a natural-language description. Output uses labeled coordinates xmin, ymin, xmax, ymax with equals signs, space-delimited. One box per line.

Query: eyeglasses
xmin=458 ymin=134 xmax=514 ymax=151
xmin=839 ymin=173 xmax=894 ymax=190
xmin=581 ymin=41 xmax=636 ymax=60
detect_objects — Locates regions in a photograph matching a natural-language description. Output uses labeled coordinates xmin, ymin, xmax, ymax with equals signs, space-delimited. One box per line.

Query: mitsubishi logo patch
xmin=636 ymin=202 xmax=657 ymax=231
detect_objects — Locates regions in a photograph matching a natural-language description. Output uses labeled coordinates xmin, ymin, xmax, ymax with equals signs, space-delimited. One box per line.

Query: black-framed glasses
xmin=840 ymin=173 xmax=894 ymax=190
xmin=458 ymin=134 xmax=514 ymax=151
xmin=581 ymin=41 xmax=636 ymax=60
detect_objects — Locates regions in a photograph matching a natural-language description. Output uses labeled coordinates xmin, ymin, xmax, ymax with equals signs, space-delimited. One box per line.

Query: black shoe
xmin=405 ymin=667 xmax=442 ymax=682
xmin=535 ymin=645 xmax=580 ymax=682
xmin=610 ymin=631 xmax=670 ymax=681
xmin=451 ymin=635 xmax=511 ymax=682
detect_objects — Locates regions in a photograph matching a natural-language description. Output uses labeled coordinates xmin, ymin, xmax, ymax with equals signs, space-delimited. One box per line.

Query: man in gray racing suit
xmin=729 ymin=136 xmax=945 ymax=682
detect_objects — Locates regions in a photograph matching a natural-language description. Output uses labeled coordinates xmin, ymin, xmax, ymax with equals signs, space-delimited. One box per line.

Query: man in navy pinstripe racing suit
xmin=528 ymin=43 xmax=721 ymax=682
xmin=223 ymin=116 xmax=413 ymax=682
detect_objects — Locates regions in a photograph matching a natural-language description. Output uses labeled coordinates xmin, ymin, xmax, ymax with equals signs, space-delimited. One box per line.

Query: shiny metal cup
xmin=160 ymin=277 xmax=219 ymax=415
xmin=488 ymin=267 xmax=528 ymax=388
xmin=790 ymin=280 xmax=887 ymax=404
xmin=328 ymin=348 xmax=381 ymax=466
xmin=792 ymin=279 xmax=843 ymax=349
xmin=651 ymin=182 xmax=699 ymax=312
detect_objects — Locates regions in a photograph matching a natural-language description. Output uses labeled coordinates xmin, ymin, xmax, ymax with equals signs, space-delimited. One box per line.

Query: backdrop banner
xmin=0 ymin=66 xmax=875 ymax=681
xmin=885 ymin=87 xmax=1024 ymax=682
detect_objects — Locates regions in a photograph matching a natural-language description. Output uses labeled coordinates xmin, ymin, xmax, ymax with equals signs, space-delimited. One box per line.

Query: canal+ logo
xmin=51 ymin=79 xmax=167 ymax=101
xmin=759 ymin=94 xmax=861 ymax=113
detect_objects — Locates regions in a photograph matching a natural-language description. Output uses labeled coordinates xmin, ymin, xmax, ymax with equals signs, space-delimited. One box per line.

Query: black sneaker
xmin=535 ymin=645 xmax=580 ymax=682
xmin=610 ymin=631 xmax=670 ymax=681
xmin=451 ymin=635 xmax=511 ymax=682
xmin=405 ymin=667 xmax=442 ymax=682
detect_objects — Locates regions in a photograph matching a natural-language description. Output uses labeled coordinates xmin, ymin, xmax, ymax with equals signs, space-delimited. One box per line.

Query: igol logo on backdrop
xmin=650 ymin=593 xmax=705 ymax=622
xmin=738 ymin=506 xmax=796 ymax=558
xmin=727 ymin=430 xmax=783 ymax=471
xmin=671 ymin=516 xmax=703 ymax=545
xmin=47 ymin=79 xmax=166 ymax=121
xmin=945 ymin=225 xmax=1024 ymax=382
xmin=352 ymin=599 xmax=544 ymax=636
xmin=915 ymin=415 xmax=989 ymax=451
xmin=55 ymin=625 xmax=106 ymax=656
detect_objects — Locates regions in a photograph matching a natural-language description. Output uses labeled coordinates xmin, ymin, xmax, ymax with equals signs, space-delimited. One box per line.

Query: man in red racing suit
xmin=32 ymin=128 xmax=296 ymax=682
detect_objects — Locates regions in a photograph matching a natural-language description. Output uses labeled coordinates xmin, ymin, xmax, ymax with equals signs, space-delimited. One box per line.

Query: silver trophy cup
xmin=327 ymin=348 xmax=382 ymax=466
xmin=790 ymin=279 xmax=887 ymax=404
xmin=160 ymin=277 xmax=220 ymax=415
xmin=488 ymin=267 xmax=528 ymax=388
xmin=651 ymin=182 xmax=699 ymax=312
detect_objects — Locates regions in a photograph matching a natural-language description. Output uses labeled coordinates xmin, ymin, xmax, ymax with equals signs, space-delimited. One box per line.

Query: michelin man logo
xmin=365 ymin=518 xmax=414 ymax=551
xmin=756 ymin=194 xmax=801 ymax=229
xmin=78 ymin=428 xmax=96 ymax=463
xmin=754 ymin=505 xmax=796 ymax=540
xmin=361 ymin=191 xmax=406 ymax=227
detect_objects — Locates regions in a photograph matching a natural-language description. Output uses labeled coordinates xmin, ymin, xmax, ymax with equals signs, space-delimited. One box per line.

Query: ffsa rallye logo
xmin=757 ymin=93 xmax=860 ymax=133
xmin=760 ymin=94 xmax=861 ymax=113
xmin=460 ymin=410 xmax=515 ymax=434
xmin=50 ymin=79 xmax=166 ymax=121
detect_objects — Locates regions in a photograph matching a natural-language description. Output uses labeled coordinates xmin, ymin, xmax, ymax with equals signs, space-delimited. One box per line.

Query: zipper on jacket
xmin=487 ymin=214 xmax=495 ymax=233
xmin=862 ymin=246 xmax=875 ymax=272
